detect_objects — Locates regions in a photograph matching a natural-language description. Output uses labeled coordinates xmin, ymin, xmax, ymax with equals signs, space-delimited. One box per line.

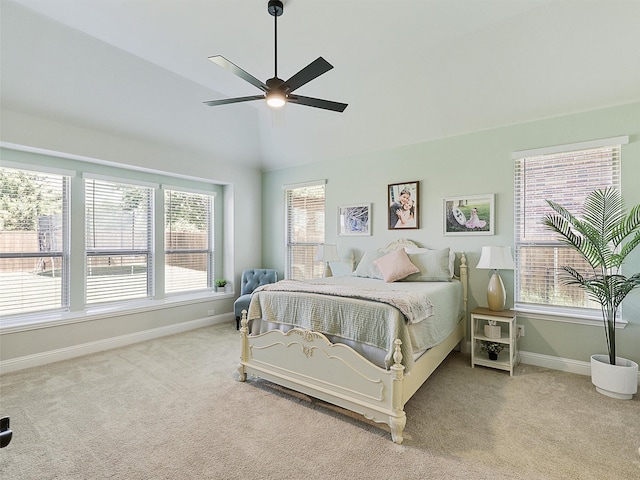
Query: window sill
xmin=515 ymin=304 xmax=628 ymax=329
xmin=0 ymin=290 xmax=235 ymax=334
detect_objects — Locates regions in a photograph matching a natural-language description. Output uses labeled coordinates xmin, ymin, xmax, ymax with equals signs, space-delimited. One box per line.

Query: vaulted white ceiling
xmin=2 ymin=0 xmax=639 ymax=171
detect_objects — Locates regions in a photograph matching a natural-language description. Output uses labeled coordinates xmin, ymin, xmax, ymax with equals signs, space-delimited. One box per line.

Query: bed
xmin=237 ymin=239 xmax=468 ymax=444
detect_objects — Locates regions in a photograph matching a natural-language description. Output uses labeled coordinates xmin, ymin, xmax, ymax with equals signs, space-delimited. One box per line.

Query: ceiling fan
xmin=204 ymin=0 xmax=347 ymax=113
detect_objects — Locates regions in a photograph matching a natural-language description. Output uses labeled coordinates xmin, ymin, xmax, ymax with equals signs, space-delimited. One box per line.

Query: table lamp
xmin=476 ymin=246 xmax=515 ymax=311
xmin=315 ymin=244 xmax=340 ymax=277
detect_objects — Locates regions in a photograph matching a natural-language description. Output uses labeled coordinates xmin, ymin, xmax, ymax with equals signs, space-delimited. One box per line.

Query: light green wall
xmin=262 ymin=102 xmax=640 ymax=365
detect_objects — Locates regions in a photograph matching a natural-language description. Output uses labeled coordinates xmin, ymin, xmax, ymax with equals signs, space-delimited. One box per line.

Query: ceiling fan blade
xmin=288 ymin=94 xmax=348 ymax=113
xmin=208 ymin=55 xmax=268 ymax=92
xmin=204 ymin=95 xmax=264 ymax=107
xmin=284 ymin=57 xmax=333 ymax=93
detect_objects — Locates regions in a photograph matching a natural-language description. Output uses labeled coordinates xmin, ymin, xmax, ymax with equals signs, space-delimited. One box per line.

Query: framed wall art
xmin=338 ymin=203 xmax=371 ymax=236
xmin=443 ymin=194 xmax=495 ymax=235
xmin=388 ymin=181 xmax=419 ymax=230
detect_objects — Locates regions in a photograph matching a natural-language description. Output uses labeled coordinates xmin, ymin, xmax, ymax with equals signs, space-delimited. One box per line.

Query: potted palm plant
xmin=544 ymin=187 xmax=640 ymax=399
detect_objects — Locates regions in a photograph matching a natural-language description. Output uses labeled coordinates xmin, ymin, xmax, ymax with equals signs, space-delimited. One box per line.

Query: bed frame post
xmin=458 ymin=253 xmax=468 ymax=352
xmin=238 ymin=310 xmax=249 ymax=382
xmin=389 ymin=339 xmax=407 ymax=444
xmin=459 ymin=253 xmax=468 ymax=313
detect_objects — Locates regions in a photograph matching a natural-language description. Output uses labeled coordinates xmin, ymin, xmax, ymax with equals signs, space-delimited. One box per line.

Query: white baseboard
xmin=519 ymin=350 xmax=640 ymax=384
xmin=0 ymin=313 xmax=234 ymax=374
xmin=465 ymin=342 xmax=640 ymax=384
xmin=518 ymin=350 xmax=591 ymax=376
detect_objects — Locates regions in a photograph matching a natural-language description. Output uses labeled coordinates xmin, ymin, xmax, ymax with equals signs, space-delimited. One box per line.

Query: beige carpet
xmin=1 ymin=323 xmax=638 ymax=480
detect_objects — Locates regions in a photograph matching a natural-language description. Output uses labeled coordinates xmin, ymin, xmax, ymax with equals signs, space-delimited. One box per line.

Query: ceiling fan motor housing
xmin=267 ymin=77 xmax=286 ymax=92
xmin=268 ymin=0 xmax=283 ymax=17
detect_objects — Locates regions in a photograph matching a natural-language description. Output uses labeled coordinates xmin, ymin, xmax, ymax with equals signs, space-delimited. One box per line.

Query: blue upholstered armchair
xmin=234 ymin=269 xmax=278 ymax=329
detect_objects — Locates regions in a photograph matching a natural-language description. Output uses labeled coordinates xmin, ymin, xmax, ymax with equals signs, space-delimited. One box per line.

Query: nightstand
xmin=470 ymin=307 xmax=518 ymax=376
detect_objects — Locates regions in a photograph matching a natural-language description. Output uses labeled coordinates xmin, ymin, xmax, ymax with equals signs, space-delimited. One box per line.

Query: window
xmin=513 ymin=137 xmax=626 ymax=316
xmin=0 ymin=166 xmax=70 ymax=315
xmin=0 ymin=147 xmax=226 ymax=327
xmin=164 ymin=188 xmax=214 ymax=293
xmin=85 ymin=176 xmax=154 ymax=305
xmin=285 ymin=181 xmax=326 ymax=280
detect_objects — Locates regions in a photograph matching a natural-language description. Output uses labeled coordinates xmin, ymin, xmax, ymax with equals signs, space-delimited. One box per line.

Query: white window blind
xmin=514 ymin=142 xmax=622 ymax=315
xmin=0 ymin=167 xmax=70 ymax=316
xmin=285 ymin=182 xmax=326 ymax=280
xmin=85 ymin=177 xmax=154 ymax=305
xmin=164 ymin=189 xmax=214 ymax=293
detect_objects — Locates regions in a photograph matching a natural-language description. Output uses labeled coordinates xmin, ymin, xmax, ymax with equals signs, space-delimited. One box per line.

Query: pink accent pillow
xmin=374 ymin=248 xmax=419 ymax=283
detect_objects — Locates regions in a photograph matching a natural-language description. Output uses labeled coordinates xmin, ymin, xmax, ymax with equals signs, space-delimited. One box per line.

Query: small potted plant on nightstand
xmin=482 ymin=341 xmax=504 ymax=361
xmin=215 ymin=279 xmax=227 ymax=292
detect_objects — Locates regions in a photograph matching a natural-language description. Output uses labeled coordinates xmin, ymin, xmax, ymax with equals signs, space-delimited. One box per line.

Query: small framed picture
xmin=443 ymin=194 xmax=495 ymax=235
xmin=338 ymin=203 xmax=371 ymax=236
xmin=388 ymin=181 xmax=419 ymax=230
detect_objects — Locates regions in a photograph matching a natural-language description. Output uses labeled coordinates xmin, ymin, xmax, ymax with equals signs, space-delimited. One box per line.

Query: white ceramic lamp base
xmin=487 ymin=271 xmax=506 ymax=311
xmin=324 ymin=263 xmax=333 ymax=277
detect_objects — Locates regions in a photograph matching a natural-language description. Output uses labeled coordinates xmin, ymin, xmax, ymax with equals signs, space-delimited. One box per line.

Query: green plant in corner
xmin=215 ymin=279 xmax=227 ymax=288
xmin=543 ymin=187 xmax=640 ymax=365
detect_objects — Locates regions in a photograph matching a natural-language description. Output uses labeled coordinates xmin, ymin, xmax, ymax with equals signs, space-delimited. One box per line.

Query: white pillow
xmin=403 ymin=247 xmax=452 ymax=282
xmin=329 ymin=261 xmax=353 ymax=277
xmin=405 ymin=246 xmax=455 ymax=278
xmin=354 ymin=250 xmax=385 ymax=279
xmin=374 ymin=248 xmax=420 ymax=283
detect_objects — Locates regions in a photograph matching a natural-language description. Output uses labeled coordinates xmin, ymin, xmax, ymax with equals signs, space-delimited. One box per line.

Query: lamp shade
xmin=476 ymin=246 xmax=514 ymax=270
xmin=314 ymin=244 xmax=340 ymax=263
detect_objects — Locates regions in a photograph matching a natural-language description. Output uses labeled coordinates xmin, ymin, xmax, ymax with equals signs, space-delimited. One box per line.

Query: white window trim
xmin=0 ymin=291 xmax=229 ymax=334
xmin=282 ymin=179 xmax=327 ymax=190
xmin=83 ymin=172 xmax=159 ymax=189
xmin=1 ymin=141 xmax=224 ymax=185
xmin=0 ymin=160 xmax=77 ymax=178
xmin=512 ymin=135 xmax=628 ymax=159
xmin=162 ymin=184 xmax=218 ymax=197
xmin=515 ymin=303 xmax=628 ymax=329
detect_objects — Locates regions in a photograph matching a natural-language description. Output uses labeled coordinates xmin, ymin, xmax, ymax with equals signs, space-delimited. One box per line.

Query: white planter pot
xmin=590 ymin=354 xmax=638 ymax=400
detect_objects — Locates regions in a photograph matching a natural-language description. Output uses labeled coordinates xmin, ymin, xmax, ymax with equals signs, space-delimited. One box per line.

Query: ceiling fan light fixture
xmin=266 ymin=91 xmax=286 ymax=108
xmin=203 ymin=0 xmax=347 ymax=112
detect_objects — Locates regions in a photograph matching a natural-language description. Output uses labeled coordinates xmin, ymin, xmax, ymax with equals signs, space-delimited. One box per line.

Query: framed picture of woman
xmin=388 ymin=181 xmax=419 ymax=230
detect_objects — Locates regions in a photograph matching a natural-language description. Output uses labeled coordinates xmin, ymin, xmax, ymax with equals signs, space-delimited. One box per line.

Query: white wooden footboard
xmin=238 ymin=317 xmax=409 ymax=443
